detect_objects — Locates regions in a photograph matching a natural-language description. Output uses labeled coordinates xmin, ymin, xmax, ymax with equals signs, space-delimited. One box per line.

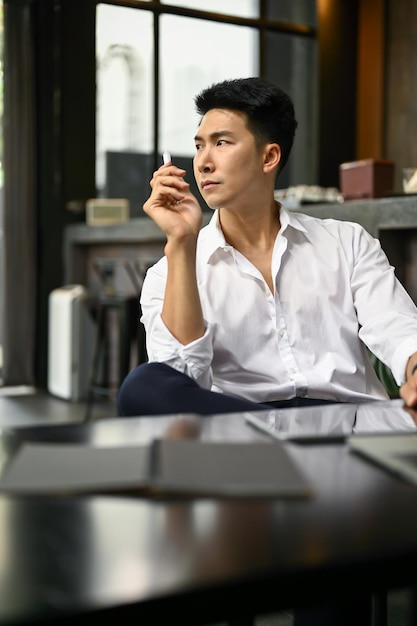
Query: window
xmin=96 ymin=5 xmax=154 ymax=211
xmin=96 ymin=1 xmax=317 ymax=216
xmin=158 ymin=14 xmax=258 ymax=155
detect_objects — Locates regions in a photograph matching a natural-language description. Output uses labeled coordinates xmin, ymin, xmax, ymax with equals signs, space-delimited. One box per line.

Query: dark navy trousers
xmin=117 ymin=361 xmax=338 ymax=417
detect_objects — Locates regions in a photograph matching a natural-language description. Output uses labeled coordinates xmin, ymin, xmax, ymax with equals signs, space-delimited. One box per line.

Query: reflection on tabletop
xmin=89 ymin=398 xmax=417 ymax=444
xmin=0 ymin=398 xmax=415 ymax=451
xmin=243 ymin=398 xmax=417 ymax=442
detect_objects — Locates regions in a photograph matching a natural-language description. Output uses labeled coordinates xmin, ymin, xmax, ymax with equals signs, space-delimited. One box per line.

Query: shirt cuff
xmin=147 ymin=316 xmax=214 ymax=387
xmin=391 ymin=336 xmax=417 ymax=385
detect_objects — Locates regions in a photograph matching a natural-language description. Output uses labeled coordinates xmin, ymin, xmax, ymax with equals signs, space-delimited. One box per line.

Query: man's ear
xmin=263 ymin=143 xmax=281 ymax=175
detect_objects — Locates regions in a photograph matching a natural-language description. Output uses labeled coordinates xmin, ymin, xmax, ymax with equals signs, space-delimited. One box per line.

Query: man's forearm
xmin=161 ymin=237 xmax=205 ymax=345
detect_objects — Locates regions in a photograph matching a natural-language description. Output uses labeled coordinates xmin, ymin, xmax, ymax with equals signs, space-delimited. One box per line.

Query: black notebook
xmin=0 ymin=439 xmax=312 ymax=498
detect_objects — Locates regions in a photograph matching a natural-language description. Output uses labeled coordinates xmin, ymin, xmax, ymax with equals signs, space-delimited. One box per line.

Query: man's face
xmin=193 ymin=108 xmax=266 ymax=210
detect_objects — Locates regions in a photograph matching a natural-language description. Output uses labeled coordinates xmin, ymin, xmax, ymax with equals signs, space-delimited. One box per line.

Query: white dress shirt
xmin=141 ymin=206 xmax=417 ymax=403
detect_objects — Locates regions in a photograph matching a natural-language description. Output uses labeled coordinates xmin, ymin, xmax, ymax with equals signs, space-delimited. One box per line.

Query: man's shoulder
xmin=287 ymin=208 xmax=367 ymax=236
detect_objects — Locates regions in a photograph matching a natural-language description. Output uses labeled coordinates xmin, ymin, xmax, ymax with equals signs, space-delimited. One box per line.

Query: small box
xmin=339 ymin=159 xmax=394 ymax=200
xmin=86 ymin=198 xmax=130 ymax=225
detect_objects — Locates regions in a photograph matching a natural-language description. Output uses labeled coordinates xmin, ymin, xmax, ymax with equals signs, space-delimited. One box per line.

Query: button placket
xmin=275 ymin=293 xmax=309 ymax=395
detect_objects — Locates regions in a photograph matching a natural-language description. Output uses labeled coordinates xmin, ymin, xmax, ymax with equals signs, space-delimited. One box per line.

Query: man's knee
xmin=117 ymin=362 xmax=195 ymax=416
xmin=117 ymin=362 xmax=155 ymax=416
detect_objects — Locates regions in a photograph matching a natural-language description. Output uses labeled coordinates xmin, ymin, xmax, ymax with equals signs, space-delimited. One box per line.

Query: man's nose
xmin=196 ymin=148 xmax=214 ymax=172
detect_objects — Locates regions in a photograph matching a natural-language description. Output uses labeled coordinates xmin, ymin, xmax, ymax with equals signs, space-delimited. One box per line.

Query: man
xmin=118 ymin=76 xmax=417 ymax=416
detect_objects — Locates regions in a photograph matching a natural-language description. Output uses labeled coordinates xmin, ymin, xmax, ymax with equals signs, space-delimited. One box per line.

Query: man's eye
xmin=195 ymin=144 xmax=202 ymax=151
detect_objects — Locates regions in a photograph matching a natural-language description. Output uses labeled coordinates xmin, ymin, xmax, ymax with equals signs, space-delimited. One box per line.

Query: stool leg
xmin=118 ymin=300 xmax=131 ymax=386
xmin=85 ymin=304 xmax=105 ymax=421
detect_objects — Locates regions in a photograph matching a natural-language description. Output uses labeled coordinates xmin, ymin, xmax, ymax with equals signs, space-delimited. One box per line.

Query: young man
xmin=118 ymin=77 xmax=417 ymax=416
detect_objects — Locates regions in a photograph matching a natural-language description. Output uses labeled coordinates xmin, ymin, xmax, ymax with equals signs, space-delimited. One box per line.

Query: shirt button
xmin=290 ymin=368 xmax=297 ymax=375
xmin=279 ymin=329 xmax=285 ymax=338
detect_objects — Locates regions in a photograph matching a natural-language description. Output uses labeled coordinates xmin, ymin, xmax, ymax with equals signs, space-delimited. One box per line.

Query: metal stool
xmin=85 ymin=259 xmax=140 ymax=420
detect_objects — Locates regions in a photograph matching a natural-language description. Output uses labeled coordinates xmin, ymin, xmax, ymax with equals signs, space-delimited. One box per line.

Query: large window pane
xmin=162 ymin=0 xmax=259 ymax=18
xmin=159 ymin=15 xmax=258 ymax=206
xmin=96 ymin=5 xmax=153 ymax=215
xmin=159 ymin=14 xmax=258 ymax=157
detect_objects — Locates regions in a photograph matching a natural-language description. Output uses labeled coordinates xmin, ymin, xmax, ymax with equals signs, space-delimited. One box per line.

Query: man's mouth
xmin=201 ymin=180 xmax=219 ymax=190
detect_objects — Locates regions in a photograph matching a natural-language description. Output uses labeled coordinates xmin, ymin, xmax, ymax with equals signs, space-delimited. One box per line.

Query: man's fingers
xmin=150 ymin=170 xmax=189 ymax=196
xmin=400 ymin=382 xmax=417 ymax=408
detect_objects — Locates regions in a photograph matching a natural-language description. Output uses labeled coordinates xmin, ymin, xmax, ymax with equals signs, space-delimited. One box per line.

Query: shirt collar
xmin=279 ymin=204 xmax=308 ymax=234
xmin=198 ymin=204 xmax=308 ymax=264
xmin=198 ymin=210 xmax=229 ymax=265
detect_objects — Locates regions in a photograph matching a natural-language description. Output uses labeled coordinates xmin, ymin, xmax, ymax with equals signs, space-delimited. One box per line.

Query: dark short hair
xmin=195 ymin=77 xmax=298 ymax=175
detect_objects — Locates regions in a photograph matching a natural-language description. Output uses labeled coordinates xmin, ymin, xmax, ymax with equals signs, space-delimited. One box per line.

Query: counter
xmin=64 ymin=196 xmax=417 ymax=299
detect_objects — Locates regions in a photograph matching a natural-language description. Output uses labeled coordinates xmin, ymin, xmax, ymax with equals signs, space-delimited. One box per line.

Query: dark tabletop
xmin=1 ymin=399 xmax=417 ymax=625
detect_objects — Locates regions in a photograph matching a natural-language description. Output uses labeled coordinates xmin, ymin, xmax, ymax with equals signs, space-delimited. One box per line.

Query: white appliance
xmin=47 ymin=285 xmax=95 ymax=401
